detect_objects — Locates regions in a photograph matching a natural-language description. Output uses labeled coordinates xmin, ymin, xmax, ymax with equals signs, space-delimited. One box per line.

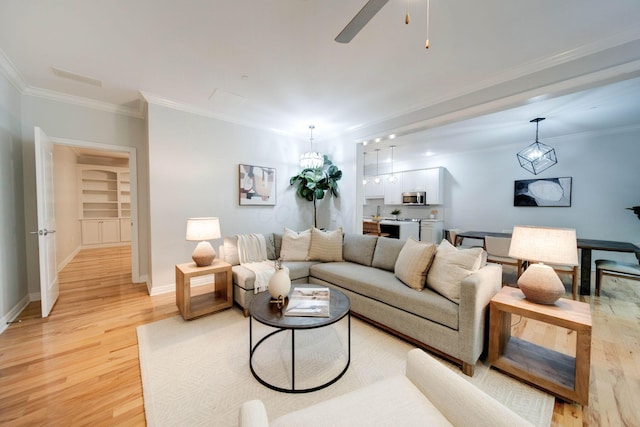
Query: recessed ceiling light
xmin=363 ymin=141 xmax=369 ymax=145
xmin=389 ymin=134 xmax=396 ymax=139
xmin=375 ymin=138 xmax=381 ymax=142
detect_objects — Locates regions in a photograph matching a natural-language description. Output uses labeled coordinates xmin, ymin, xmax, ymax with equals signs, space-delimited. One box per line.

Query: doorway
xmin=49 ymin=138 xmax=140 ymax=282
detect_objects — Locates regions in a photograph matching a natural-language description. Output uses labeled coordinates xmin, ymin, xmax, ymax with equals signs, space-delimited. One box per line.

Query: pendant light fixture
xmin=388 ymin=145 xmax=398 ymax=183
xmin=362 ymin=151 xmax=368 ymax=185
xmin=300 ymin=125 xmax=324 ymax=169
xmin=517 ymin=118 xmax=557 ymax=175
xmin=373 ymin=149 xmax=381 ymax=184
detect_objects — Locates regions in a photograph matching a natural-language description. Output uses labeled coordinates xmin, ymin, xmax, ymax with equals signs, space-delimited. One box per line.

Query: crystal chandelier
xmin=300 ymin=125 xmax=324 ymax=169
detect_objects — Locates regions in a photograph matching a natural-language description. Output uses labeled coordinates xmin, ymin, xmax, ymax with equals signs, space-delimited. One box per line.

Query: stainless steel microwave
xmin=402 ymin=191 xmax=427 ymax=205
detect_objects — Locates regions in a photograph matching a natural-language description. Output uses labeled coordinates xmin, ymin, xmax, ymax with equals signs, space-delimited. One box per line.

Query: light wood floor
xmin=1 ymin=247 xmax=638 ymax=426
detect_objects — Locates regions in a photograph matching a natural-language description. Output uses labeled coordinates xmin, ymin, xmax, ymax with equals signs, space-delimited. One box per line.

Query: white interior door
xmin=34 ymin=127 xmax=59 ymax=317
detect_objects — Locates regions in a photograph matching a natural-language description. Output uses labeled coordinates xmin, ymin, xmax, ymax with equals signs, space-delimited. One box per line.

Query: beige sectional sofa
xmin=222 ymin=232 xmax=502 ymax=375
xmin=239 ymin=348 xmax=534 ymax=427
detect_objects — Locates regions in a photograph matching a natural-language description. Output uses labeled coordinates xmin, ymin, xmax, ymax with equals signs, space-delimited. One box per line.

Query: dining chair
xmin=447 ymin=229 xmax=480 ymax=248
xmin=595 ymin=259 xmax=640 ymax=296
xmin=363 ymin=221 xmax=390 ymax=237
xmin=484 ymin=236 xmax=523 ymax=278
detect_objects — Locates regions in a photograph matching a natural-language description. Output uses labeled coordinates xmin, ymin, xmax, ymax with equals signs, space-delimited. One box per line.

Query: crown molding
xmin=1 ymin=48 xmax=145 ymax=119
xmin=0 ymin=48 xmax=28 ymax=92
xmin=23 ymin=86 xmax=145 ymax=119
xmin=140 ymin=91 xmax=294 ymax=137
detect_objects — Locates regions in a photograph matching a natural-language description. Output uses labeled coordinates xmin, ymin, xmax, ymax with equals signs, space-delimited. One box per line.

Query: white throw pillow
xmin=307 ymin=228 xmax=344 ymax=262
xmin=394 ymin=238 xmax=437 ymax=291
xmin=426 ymin=239 xmax=484 ymax=303
xmin=279 ymin=227 xmax=311 ymax=261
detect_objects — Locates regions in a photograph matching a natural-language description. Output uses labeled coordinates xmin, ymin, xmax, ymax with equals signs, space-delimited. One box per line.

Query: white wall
xmin=20 ymin=96 xmax=147 ymax=295
xmin=53 ymin=145 xmax=80 ymax=270
xmin=146 ymin=104 xmax=354 ymax=292
xmin=389 ymin=126 xmax=640 ymax=264
xmin=0 ymin=71 xmax=28 ymax=328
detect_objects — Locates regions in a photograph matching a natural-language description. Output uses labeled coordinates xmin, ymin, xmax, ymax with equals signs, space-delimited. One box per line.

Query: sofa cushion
xmin=343 ymin=234 xmax=378 ymax=266
xmin=307 ymin=228 xmax=344 ymax=262
xmin=394 ymin=238 xmax=437 ymax=290
xmin=427 ymin=239 xmax=484 ymax=303
xmin=280 ymin=228 xmax=311 ymax=261
xmin=310 ymin=262 xmax=458 ymax=330
xmin=271 ymin=375 xmax=453 ymax=427
xmin=273 ymin=233 xmax=282 ymax=259
xmin=371 ymin=238 xmax=405 ymax=271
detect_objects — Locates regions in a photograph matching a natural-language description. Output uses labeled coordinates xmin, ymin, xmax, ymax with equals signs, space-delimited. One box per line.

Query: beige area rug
xmin=137 ymin=308 xmax=553 ymax=427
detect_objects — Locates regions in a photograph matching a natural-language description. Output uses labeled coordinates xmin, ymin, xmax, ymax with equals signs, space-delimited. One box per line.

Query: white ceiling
xmin=1 ymin=0 xmax=640 ymax=163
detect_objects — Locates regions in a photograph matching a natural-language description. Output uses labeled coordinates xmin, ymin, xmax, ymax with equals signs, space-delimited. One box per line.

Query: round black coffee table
xmin=249 ymin=284 xmax=351 ymax=393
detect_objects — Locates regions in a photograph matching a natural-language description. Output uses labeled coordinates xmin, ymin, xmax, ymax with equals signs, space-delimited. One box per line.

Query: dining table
xmin=454 ymin=231 xmax=640 ymax=296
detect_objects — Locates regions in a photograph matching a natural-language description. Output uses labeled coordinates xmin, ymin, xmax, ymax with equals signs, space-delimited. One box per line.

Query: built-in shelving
xmin=78 ymin=166 xmax=131 ymax=245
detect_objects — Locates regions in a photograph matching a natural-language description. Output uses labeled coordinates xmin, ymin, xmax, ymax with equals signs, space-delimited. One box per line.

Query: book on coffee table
xmin=285 ymin=287 xmax=330 ymax=317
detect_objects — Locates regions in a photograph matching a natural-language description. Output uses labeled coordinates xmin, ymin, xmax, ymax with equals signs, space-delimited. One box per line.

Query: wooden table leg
xmin=579 ymin=248 xmax=592 ymax=296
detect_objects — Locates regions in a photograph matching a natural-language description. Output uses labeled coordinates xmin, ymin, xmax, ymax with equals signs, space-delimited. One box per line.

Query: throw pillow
xmin=426 ymin=239 xmax=485 ymax=303
xmin=279 ymin=227 xmax=311 ymax=261
xmin=343 ymin=234 xmax=378 ymax=266
xmin=394 ymin=238 xmax=437 ymax=291
xmin=307 ymin=228 xmax=344 ymax=262
xmin=371 ymin=238 xmax=406 ymax=271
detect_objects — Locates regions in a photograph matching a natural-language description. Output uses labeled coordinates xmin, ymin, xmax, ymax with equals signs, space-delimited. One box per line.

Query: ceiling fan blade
xmin=335 ymin=0 xmax=389 ymax=43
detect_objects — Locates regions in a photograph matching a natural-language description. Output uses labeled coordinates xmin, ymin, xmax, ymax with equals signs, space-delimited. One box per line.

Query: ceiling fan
xmin=335 ymin=0 xmax=389 ymax=43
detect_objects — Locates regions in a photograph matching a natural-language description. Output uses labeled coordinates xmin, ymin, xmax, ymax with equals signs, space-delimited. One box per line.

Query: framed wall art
xmin=514 ymin=177 xmax=572 ymax=207
xmin=239 ymin=164 xmax=276 ymax=206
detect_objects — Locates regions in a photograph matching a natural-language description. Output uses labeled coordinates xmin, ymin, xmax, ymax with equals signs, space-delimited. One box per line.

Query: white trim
xmin=0 ymin=294 xmax=31 ymax=335
xmin=24 ymin=86 xmax=145 ymax=118
xmin=57 ymin=246 xmax=82 ymax=272
xmin=149 ymin=275 xmax=213 ymax=297
xmin=141 ymin=91 xmax=293 ymax=137
xmin=0 ymin=48 xmax=27 ymax=92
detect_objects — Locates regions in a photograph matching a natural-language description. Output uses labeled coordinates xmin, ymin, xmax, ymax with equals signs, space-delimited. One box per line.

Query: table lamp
xmin=508 ymin=225 xmax=578 ymax=304
xmin=185 ymin=217 xmax=221 ymax=267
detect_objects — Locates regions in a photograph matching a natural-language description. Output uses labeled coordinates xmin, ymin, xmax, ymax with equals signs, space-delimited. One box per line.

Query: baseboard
xmin=57 ymin=247 xmax=81 ymax=272
xmin=149 ymin=275 xmax=214 ymax=296
xmin=0 ymin=294 xmax=31 ymax=335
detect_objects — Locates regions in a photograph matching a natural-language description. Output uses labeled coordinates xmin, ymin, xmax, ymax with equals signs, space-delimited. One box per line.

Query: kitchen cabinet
xmin=383 ymin=175 xmax=403 ymax=205
xmin=420 ymin=220 xmax=444 ymax=244
xmin=402 ymin=170 xmax=428 ymax=192
xmin=81 ymin=219 xmax=120 ymax=245
xmin=425 ymin=168 xmax=444 ymax=205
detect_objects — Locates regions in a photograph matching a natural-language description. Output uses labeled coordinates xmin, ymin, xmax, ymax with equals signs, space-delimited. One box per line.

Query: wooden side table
xmin=488 ymin=286 xmax=592 ymax=405
xmin=175 ymin=260 xmax=232 ymax=320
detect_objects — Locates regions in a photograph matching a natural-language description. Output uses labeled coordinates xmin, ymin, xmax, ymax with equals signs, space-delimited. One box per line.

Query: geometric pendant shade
xmin=517 ymin=117 xmax=557 ymax=175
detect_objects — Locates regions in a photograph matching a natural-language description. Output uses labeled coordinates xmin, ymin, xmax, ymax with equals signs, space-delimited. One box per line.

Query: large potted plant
xmin=290 ymin=155 xmax=342 ymax=228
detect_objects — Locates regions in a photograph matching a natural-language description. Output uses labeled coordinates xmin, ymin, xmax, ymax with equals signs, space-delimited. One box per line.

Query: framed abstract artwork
xmin=239 ymin=164 xmax=276 ymax=206
xmin=514 ymin=177 xmax=572 ymax=207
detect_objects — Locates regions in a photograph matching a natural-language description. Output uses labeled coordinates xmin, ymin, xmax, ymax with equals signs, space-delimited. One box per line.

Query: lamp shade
xmin=509 ymin=225 xmax=578 ymax=304
xmin=185 ymin=217 xmax=221 ymax=266
xmin=185 ymin=217 xmax=221 ymax=241
xmin=508 ymin=225 xmax=578 ymax=266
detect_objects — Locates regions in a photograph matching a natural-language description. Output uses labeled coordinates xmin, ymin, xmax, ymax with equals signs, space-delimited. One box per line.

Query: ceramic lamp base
xmin=192 ymin=241 xmax=216 ymax=267
xmin=517 ymin=263 xmax=566 ymax=305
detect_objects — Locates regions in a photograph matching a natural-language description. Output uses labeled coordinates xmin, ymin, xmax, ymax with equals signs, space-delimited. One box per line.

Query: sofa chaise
xmin=222 ymin=231 xmax=502 ymax=375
